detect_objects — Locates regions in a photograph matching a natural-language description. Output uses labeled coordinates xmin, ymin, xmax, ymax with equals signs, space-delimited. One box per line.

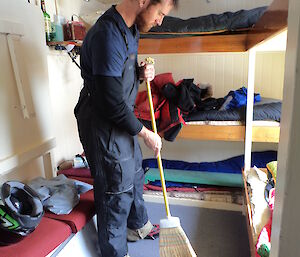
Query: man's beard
xmin=135 ymin=13 xmax=153 ymax=32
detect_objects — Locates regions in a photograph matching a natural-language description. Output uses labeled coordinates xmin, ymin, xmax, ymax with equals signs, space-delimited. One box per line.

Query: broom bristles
xmin=159 ymin=217 xmax=197 ymax=257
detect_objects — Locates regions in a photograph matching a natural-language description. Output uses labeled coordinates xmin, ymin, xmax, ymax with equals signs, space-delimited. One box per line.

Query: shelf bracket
xmin=0 ymin=19 xmax=29 ymax=119
xmin=7 ymin=34 xmax=30 ymax=119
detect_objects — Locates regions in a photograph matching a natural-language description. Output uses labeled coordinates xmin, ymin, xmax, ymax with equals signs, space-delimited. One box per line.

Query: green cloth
xmin=145 ymin=168 xmax=243 ymax=187
xmin=266 ymin=161 xmax=277 ymax=182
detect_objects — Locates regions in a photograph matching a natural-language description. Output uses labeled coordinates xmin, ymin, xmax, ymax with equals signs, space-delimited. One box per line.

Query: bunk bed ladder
xmin=244 ymin=48 xmax=256 ymax=172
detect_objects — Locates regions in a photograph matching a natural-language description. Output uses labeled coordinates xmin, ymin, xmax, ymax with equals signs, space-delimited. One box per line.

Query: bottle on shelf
xmin=53 ymin=15 xmax=65 ymax=42
xmin=41 ymin=0 xmax=52 ymax=42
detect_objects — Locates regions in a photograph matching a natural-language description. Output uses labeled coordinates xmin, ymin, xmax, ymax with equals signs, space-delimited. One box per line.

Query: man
xmin=74 ymin=0 xmax=178 ymax=256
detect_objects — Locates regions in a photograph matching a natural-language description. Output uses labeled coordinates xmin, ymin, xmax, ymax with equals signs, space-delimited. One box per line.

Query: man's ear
xmin=139 ymin=0 xmax=149 ymax=8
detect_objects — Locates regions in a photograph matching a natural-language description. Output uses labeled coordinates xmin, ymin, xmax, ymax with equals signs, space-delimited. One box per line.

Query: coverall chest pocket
xmin=103 ymin=156 xmax=135 ymax=193
xmin=122 ymin=54 xmax=137 ymax=103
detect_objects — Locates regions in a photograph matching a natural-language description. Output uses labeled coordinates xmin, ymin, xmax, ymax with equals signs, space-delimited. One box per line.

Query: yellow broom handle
xmin=146 ymin=79 xmax=171 ymax=218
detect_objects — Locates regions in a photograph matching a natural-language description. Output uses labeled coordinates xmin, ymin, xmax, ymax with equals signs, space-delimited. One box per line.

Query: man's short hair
xmin=150 ymin=0 xmax=178 ymax=8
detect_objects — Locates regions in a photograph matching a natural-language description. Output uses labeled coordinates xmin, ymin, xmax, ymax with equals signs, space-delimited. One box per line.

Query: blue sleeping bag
xmin=143 ymin=151 xmax=277 ymax=188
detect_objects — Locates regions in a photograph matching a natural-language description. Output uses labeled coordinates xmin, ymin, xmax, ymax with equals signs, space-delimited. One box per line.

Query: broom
xmin=144 ymin=57 xmax=197 ymax=257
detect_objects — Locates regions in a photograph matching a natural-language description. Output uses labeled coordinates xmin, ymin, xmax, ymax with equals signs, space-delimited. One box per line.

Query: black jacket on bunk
xmin=162 ymin=79 xmax=221 ymax=112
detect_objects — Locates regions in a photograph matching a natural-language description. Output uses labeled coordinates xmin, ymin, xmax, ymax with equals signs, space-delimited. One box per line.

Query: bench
xmin=0 ymin=217 xmax=72 ymax=257
xmin=0 ymin=174 xmax=96 ymax=257
xmin=45 ymin=189 xmax=95 ymax=233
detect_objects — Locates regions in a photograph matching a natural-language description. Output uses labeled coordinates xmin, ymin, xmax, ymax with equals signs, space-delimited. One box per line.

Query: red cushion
xmin=0 ymin=217 xmax=71 ymax=257
xmin=69 ymin=176 xmax=94 ymax=185
xmin=57 ymin=168 xmax=92 ymax=178
xmin=45 ymin=190 xmax=95 ymax=233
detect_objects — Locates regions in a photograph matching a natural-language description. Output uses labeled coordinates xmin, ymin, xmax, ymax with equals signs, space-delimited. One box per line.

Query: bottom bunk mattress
xmin=143 ymin=151 xmax=277 ymax=205
xmin=143 ymin=151 xmax=277 ymax=187
xmin=145 ymin=168 xmax=243 ymax=187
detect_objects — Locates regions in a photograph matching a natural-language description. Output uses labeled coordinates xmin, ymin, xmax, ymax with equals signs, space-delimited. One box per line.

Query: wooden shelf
xmin=177 ymin=124 xmax=280 ymax=143
xmin=47 ymin=41 xmax=82 ymax=47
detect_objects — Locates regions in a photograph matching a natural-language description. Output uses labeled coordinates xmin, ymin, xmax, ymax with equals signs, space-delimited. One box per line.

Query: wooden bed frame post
xmin=244 ymin=48 xmax=256 ymax=172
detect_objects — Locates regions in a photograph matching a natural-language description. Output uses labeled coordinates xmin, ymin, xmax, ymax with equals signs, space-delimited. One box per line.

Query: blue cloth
xmin=142 ymin=6 xmax=268 ymax=37
xmin=145 ymin=168 xmax=243 ymax=187
xmin=224 ymin=87 xmax=261 ymax=110
xmin=149 ymin=181 xmax=200 ymax=187
xmin=143 ymin=151 xmax=277 ymax=175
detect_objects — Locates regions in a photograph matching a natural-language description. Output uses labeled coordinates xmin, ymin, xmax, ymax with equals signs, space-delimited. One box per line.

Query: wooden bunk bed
xmin=47 ymin=2 xmax=285 ymax=145
xmin=138 ymin=0 xmax=287 ymax=146
xmin=138 ymin=0 xmax=288 ymax=54
xmin=138 ymin=0 xmax=288 ymax=256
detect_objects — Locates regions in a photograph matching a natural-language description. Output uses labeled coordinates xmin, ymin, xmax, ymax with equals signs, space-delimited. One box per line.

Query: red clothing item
xmin=134 ymin=73 xmax=185 ymax=134
xmin=255 ymin=188 xmax=275 ymax=257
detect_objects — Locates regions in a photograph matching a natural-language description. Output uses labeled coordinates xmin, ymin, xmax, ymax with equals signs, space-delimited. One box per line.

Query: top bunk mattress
xmin=185 ymin=99 xmax=282 ymax=123
xmin=140 ymin=6 xmax=267 ymax=38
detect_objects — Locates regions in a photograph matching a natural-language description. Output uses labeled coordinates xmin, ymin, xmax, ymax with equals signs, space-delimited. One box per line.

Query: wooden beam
xmin=252 ymin=126 xmax=280 ymax=143
xmin=177 ymin=125 xmax=280 ymax=143
xmin=0 ymin=138 xmax=56 ymax=176
xmin=138 ymin=33 xmax=247 ymax=54
xmin=177 ymin=125 xmax=245 ymax=141
xmin=246 ymin=0 xmax=289 ymax=50
xmin=242 ymin=168 xmax=258 ymax=257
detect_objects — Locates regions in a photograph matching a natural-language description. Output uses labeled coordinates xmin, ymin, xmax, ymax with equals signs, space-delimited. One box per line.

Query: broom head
xmin=159 ymin=216 xmax=197 ymax=257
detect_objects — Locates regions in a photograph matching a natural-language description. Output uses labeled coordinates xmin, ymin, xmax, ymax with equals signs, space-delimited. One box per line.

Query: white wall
xmin=0 ymin=1 xmax=55 ymax=182
xmin=170 ymin=0 xmax=273 ymax=19
xmin=139 ymin=51 xmax=285 ymax=99
xmin=48 ymin=0 xmax=273 ymax=29
xmin=47 ymin=50 xmax=84 ymax=166
xmin=255 ymin=51 xmax=286 ymax=99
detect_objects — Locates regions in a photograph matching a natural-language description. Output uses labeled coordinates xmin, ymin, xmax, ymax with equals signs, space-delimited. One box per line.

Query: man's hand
xmin=139 ymin=62 xmax=155 ymax=82
xmin=138 ymin=126 xmax=162 ymax=157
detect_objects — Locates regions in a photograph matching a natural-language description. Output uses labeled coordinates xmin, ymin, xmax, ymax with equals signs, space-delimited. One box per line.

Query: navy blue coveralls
xmin=74 ymin=6 xmax=149 ymax=257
